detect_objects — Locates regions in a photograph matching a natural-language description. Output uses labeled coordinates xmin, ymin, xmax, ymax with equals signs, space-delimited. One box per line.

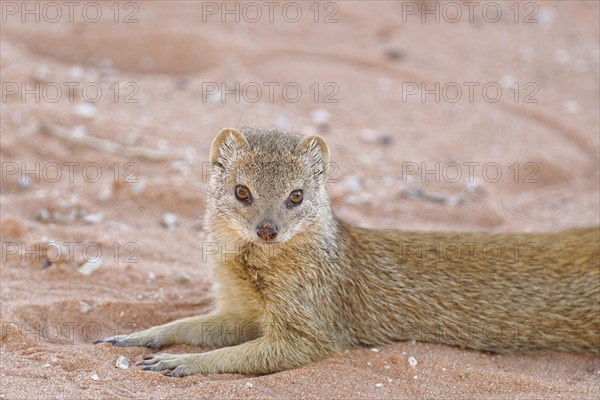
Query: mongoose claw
xmin=93 ymin=338 xmax=118 ymax=345
xmin=139 ymin=353 xmax=197 ymax=377
xmin=148 ymin=340 xmax=161 ymax=350
xmin=93 ymin=335 xmax=127 ymax=345
xmin=165 ymin=367 xmax=188 ymax=378
xmin=94 ymin=334 xmax=162 ymax=350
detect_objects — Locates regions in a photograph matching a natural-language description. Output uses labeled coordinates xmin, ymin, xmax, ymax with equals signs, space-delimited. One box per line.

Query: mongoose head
xmin=208 ymin=128 xmax=331 ymax=246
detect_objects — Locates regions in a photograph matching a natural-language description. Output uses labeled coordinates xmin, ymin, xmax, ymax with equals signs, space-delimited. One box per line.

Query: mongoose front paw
xmin=140 ymin=353 xmax=199 ymax=377
xmin=94 ymin=332 xmax=162 ymax=350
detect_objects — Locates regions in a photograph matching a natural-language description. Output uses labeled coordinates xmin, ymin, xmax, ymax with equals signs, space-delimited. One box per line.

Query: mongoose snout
xmin=256 ymin=220 xmax=278 ymax=241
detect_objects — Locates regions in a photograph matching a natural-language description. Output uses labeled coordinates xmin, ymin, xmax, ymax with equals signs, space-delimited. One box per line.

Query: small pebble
xmin=538 ymin=7 xmax=556 ymax=26
xmin=82 ymin=213 xmax=104 ymax=224
xmin=310 ymin=109 xmax=330 ymax=125
xmin=382 ymin=176 xmax=395 ymax=186
xmin=115 ymin=356 xmax=129 ymax=369
xmin=97 ymin=186 xmax=113 ymax=201
xmin=170 ymin=160 xmax=190 ymax=175
xmin=371 ymin=348 xmax=379 ymax=353
xmin=19 ymin=175 xmax=30 ymax=188
xmin=499 ymin=74 xmax=516 ymax=88
xmin=137 ymin=113 xmax=153 ymax=126
xmin=341 ymin=176 xmax=361 ymax=193
xmin=72 ymin=125 xmax=87 ymax=138
xmin=273 ymin=113 xmax=291 ymax=129
xmin=11 ymin=111 xmax=22 ymax=124
xmin=563 ymin=100 xmax=580 ymax=114
xmin=69 ymin=64 xmax=85 ymax=80
xmin=445 ymin=197 xmax=460 ymax=207
xmin=33 ymin=64 xmax=52 ymax=81
xmin=466 ymin=179 xmax=482 ymax=193
xmin=131 ymin=179 xmax=146 ymax=195
xmin=519 ymin=46 xmax=535 ymax=62
xmin=78 ymin=259 xmax=103 ymax=276
xmin=378 ymin=77 xmax=392 ymax=91
xmin=554 ymin=49 xmax=570 ymax=65
xmin=161 ymin=213 xmax=178 ymax=230
xmin=375 ymin=383 xmax=383 ymax=388
xmin=360 ymin=128 xmax=378 ymax=142
xmin=157 ymin=139 xmax=170 ymax=151
xmin=78 ymin=301 xmax=92 ymax=314
xmin=175 ymin=272 xmax=191 ymax=283
xmin=74 ymin=103 xmax=96 ymax=118
xmin=408 ymin=356 xmax=418 ymax=367
xmin=91 ymin=373 xmax=100 ymax=381
xmin=36 ymin=209 xmax=51 ymax=222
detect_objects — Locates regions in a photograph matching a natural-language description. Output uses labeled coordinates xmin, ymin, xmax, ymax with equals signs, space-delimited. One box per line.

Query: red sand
xmin=1 ymin=1 xmax=599 ymax=398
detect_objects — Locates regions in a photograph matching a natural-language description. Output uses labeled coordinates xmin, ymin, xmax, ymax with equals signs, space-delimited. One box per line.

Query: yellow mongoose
xmin=98 ymin=128 xmax=600 ymax=377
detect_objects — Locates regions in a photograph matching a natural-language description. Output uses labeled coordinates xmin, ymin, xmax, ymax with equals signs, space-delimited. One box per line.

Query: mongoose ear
xmin=294 ymin=135 xmax=330 ymax=178
xmin=210 ymin=128 xmax=251 ymax=166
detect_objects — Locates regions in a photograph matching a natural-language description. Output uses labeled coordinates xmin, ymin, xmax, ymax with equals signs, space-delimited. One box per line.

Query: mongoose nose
xmin=256 ymin=221 xmax=278 ymax=241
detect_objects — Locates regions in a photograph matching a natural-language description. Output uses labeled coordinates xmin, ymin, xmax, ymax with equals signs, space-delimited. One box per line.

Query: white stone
xmin=82 ymin=213 xmax=104 ymax=224
xmin=310 ymin=109 xmax=330 ymax=125
xmin=563 ymin=101 xmax=580 ymax=114
xmin=360 ymin=128 xmax=378 ymax=142
xmin=342 ymin=176 xmax=361 ymax=193
xmin=74 ymin=103 xmax=96 ymax=118
xmin=175 ymin=272 xmax=191 ymax=283
xmin=78 ymin=259 xmax=103 ymax=276
xmin=78 ymin=301 xmax=92 ymax=314
xmin=554 ymin=49 xmax=570 ymax=65
xmin=538 ymin=7 xmax=556 ymax=26
xmin=69 ymin=65 xmax=85 ymax=80
xmin=115 ymin=356 xmax=129 ymax=369
xmin=131 ymin=179 xmax=146 ymax=195
xmin=162 ymin=213 xmax=178 ymax=229
xmin=97 ymin=186 xmax=113 ymax=201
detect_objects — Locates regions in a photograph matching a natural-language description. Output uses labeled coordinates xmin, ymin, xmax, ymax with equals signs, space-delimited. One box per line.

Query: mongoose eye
xmin=235 ymin=185 xmax=252 ymax=203
xmin=287 ymin=190 xmax=303 ymax=206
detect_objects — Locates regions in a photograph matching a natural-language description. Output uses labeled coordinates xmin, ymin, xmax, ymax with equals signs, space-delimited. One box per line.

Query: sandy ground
xmin=1 ymin=1 xmax=599 ymax=398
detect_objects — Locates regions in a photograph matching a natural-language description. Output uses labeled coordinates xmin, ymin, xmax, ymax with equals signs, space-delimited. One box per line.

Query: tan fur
xmin=99 ymin=128 xmax=600 ymax=377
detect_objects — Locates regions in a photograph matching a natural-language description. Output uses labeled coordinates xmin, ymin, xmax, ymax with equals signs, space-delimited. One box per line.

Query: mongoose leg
xmin=141 ymin=333 xmax=319 ymax=376
xmin=96 ymin=312 xmax=260 ymax=350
